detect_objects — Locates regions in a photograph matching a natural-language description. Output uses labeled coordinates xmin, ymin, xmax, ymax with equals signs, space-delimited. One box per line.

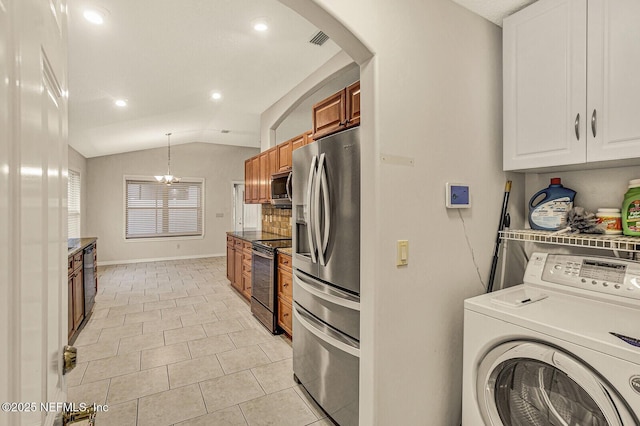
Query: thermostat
xmin=446 ymin=183 xmax=470 ymax=208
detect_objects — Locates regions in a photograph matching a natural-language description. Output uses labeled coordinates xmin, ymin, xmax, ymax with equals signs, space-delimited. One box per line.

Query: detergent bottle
xmin=528 ymin=178 xmax=576 ymax=231
xmin=622 ymin=179 xmax=640 ymax=236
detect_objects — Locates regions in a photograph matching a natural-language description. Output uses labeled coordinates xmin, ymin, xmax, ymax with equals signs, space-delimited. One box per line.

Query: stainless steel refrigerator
xmin=292 ymin=126 xmax=360 ymax=426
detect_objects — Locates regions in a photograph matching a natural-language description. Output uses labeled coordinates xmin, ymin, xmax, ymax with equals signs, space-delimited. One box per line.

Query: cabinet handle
xmin=283 ymin=312 xmax=289 ymax=317
xmin=574 ymin=113 xmax=580 ymax=140
xmin=591 ymin=109 xmax=597 ymax=137
xmin=283 ymin=283 xmax=289 ymax=287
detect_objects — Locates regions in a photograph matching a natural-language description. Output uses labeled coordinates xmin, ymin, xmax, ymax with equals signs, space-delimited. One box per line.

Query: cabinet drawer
xmin=73 ymin=252 xmax=83 ymax=271
xmin=242 ymin=261 xmax=252 ymax=274
xmin=278 ymin=253 xmax=292 ymax=270
xmin=278 ymin=268 xmax=292 ymax=301
xmin=278 ymin=297 xmax=292 ymax=335
xmin=235 ymin=239 xmax=243 ymax=248
xmin=243 ymin=241 xmax=252 ymax=251
xmin=227 ymin=235 xmax=235 ymax=246
xmin=68 ymin=256 xmax=74 ymax=275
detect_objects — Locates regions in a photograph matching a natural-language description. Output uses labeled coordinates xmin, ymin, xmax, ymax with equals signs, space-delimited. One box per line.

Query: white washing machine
xmin=462 ymin=252 xmax=640 ymax=425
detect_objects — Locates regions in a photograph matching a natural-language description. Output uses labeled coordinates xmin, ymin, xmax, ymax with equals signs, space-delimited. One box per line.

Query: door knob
xmin=54 ymin=405 xmax=96 ymax=426
xmin=62 ymin=345 xmax=77 ymax=375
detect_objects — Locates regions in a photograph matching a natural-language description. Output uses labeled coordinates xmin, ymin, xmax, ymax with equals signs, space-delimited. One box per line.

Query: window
xmin=68 ymin=169 xmax=81 ymax=238
xmin=125 ymin=178 xmax=204 ymax=239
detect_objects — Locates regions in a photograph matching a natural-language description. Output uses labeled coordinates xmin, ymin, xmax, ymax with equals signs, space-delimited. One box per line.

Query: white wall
xmin=280 ymin=0 xmax=523 ymax=424
xmin=86 ymin=142 xmax=258 ymax=264
xmin=68 ymin=146 xmax=88 ymax=236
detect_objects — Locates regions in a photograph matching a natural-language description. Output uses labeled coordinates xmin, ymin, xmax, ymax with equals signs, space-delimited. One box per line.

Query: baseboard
xmin=98 ymin=253 xmax=225 ymax=266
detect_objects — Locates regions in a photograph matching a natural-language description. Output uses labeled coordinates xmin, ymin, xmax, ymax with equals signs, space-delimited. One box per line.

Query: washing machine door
xmin=476 ymin=341 xmax=637 ymax=426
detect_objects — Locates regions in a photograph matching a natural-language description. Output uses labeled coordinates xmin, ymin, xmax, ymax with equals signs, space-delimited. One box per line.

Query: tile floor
xmin=67 ymin=257 xmax=332 ymax=426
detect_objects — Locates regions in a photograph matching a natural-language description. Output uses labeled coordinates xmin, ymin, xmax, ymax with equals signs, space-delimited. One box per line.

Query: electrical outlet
xmin=446 ymin=183 xmax=471 ymax=208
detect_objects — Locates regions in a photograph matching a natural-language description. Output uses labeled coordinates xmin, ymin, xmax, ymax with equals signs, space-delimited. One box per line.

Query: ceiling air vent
xmin=309 ymin=31 xmax=329 ymax=46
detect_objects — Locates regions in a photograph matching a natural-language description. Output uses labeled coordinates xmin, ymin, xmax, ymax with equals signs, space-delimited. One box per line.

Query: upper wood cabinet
xmin=503 ymin=0 xmax=640 ymax=171
xmin=258 ymin=151 xmax=270 ymax=203
xmin=244 ymin=159 xmax=252 ymax=203
xmin=277 ymin=139 xmax=292 ymax=172
xmin=312 ymin=80 xmax=360 ymax=140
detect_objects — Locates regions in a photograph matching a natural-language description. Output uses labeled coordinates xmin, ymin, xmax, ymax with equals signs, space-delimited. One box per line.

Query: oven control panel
xmin=524 ymin=252 xmax=640 ymax=300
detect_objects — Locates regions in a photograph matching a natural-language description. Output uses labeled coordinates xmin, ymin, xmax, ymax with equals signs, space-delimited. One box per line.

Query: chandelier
xmin=155 ymin=132 xmax=181 ymax=186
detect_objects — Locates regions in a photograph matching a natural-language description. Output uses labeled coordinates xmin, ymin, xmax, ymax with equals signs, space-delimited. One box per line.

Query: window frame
xmin=123 ymin=175 xmax=206 ymax=242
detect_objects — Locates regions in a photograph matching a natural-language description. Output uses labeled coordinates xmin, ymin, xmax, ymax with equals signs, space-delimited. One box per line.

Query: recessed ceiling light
xmin=83 ymin=9 xmax=105 ymax=25
xmin=115 ymin=99 xmax=127 ymax=107
xmin=253 ymin=21 xmax=268 ymax=32
xmin=211 ymin=92 xmax=222 ymax=100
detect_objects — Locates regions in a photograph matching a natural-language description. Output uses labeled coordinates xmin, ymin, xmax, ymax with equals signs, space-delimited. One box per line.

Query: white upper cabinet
xmin=503 ymin=0 xmax=640 ymax=171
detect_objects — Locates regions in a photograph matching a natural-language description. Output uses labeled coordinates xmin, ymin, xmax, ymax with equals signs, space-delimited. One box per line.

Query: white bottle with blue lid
xmin=528 ymin=178 xmax=576 ymax=231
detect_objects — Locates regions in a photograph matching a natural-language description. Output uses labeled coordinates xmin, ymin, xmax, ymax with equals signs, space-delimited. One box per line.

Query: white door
xmin=0 ymin=0 xmax=69 ymax=425
xmin=503 ymin=0 xmax=587 ymax=171
xmin=587 ymin=0 xmax=640 ymax=162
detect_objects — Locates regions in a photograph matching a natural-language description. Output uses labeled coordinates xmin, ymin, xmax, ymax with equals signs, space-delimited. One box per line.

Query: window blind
xmin=68 ymin=169 xmax=81 ymax=238
xmin=125 ymin=179 xmax=203 ymax=239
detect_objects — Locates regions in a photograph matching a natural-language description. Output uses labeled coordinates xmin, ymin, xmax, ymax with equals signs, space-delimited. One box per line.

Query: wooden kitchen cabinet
xmin=277 ymin=251 xmax=293 ymax=336
xmin=241 ymin=240 xmax=253 ymax=300
xmin=503 ymin=0 xmax=640 ymax=171
xmin=67 ymin=251 xmax=84 ymax=340
xmin=312 ymin=80 xmax=360 ymax=140
xmin=244 ymin=159 xmax=252 ymax=203
xmin=251 ymin=156 xmax=260 ymax=202
xmin=233 ymin=238 xmax=243 ymax=293
xmin=226 ymin=235 xmax=235 ymax=283
xmin=226 ymin=234 xmax=253 ymax=301
xmin=277 ymin=139 xmax=292 ymax=172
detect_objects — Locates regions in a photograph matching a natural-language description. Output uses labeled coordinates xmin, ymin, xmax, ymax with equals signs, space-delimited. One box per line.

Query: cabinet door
xmin=587 ymin=0 xmax=640 ymax=162
xmin=241 ymin=272 xmax=252 ymax=300
xmin=258 ymin=151 xmax=269 ymax=203
xmin=278 ymin=297 xmax=292 ymax=336
xmin=503 ymin=0 xmax=587 ymax=171
xmin=345 ymin=81 xmax=361 ymax=128
xmin=234 ymin=246 xmax=243 ymax=291
xmin=277 ymin=140 xmax=292 ymax=171
xmin=268 ymin=147 xmax=278 ymax=201
xmin=251 ymin=156 xmax=260 ymax=202
xmin=226 ymin=243 xmax=235 ymax=283
xmin=302 ymin=131 xmax=313 ymax=148
xmin=73 ymin=269 xmax=84 ymax=330
xmin=68 ymin=277 xmax=74 ymax=340
xmin=313 ymin=90 xmax=346 ymax=140
xmin=244 ymin=159 xmax=252 ymax=203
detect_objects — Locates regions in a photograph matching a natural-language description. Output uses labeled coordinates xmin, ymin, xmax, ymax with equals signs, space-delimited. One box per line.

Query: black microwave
xmin=270 ymin=170 xmax=292 ymax=207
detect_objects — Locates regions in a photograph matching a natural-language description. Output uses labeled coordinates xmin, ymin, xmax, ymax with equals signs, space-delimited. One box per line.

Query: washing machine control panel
xmin=526 ymin=253 xmax=640 ymax=300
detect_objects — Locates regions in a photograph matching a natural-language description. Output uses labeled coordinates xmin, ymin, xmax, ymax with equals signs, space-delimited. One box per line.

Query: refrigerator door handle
xmin=319 ymin=156 xmax=330 ymax=262
xmin=306 ymin=155 xmax=318 ymax=263
xmin=314 ymin=153 xmax=326 ymax=265
xmin=294 ymin=270 xmax=360 ymax=311
xmin=293 ymin=304 xmax=360 ymax=357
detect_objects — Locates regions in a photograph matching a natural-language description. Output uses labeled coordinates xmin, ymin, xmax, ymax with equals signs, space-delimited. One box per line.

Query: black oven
xmin=251 ymin=239 xmax=291 ymax=333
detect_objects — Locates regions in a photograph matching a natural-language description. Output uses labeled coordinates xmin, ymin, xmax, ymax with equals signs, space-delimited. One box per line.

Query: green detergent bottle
xmin=622 ymin=179 xmax=640 ymax=236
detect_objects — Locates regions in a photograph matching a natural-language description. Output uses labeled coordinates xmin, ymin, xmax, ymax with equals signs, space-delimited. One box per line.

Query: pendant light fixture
xmin=155 ymin=132 xmax=181 ymax=186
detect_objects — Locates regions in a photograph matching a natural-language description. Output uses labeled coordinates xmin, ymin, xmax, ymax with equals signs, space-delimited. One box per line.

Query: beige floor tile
xmin=137 ymin=383 xmax=207 ymax=426
xmin=123 ymin=309 xmax=162 ymax=325
xmin=227 ymin=329 xmax=273 ymax=348
xmin=193 ymin=300 xmax=229 ymax=314
xmin=86 ymin=315 xmax=125 ymax=330
xmin=83 ymin=352 xmax=141 ymax=384
xmin=174 ymin=295 xmax=207 ymax=306
xmin=67 ymin=379 xmax=110 ymax=405
xmin=199 ymin=370 xmax=265 ymax=413
xmin=65 ymin=362 xmax=88 ymax=387
xmin=143 ymin=299 xmax=177 ymax=311
xmin=307 ymin=419 xmax=334 ymax=426
xmin=73 ymin=327 xmax=102 ymax=347
xmin=76 ymin=339 xmax=120 ymax=363
xmin=128 ymin=294 xmax=160 ymax=304
xmin=118 ymin=331 xmax=165 ymax=354
xmin=250 ymin=358 xmax=296 ymax=394
xmin=187 ymin=334 xmax=235 ymax=359
xmin=89 ymin=307 xmax=110 ymax=320
xmin=158 ymin=290 xmax=189 ymax=301
xmin=107 ymin=303 xmax=143 ymax=317
xmin=179 ymin=311 xmax=220 ymax=327
xmin=258 ymin=338 xmax=292 ymax=362
xmin=168 ymin=355 xmax=224 ymax=389
xmin=293 ymin=385 xmax=328 ymax=420
xmin=216 ymin=346 xmax=271 ymax=375
xmin=161 ymin=305 xmax=196 ymax=320
xmin=142 ymin=317 xmax=183 ymax=334
xmin=174 ymin=406 xmax=248 ymax=426
xmin=214 ymin=309 xmax=248 ymax=321
xmin=239 ymin=388 xmax=317 ymax=426
xmin=94 ymin=400 xmax=138 ymax=426
xmin=202 ymin=319 xmax=244 ymax=337
xmin=164 ymin=324 xmax=206 ymax=345
xmin=141 ymin=342 xmax=191 ymax=370
xmin=98 ymin=322 xmax=143 ymax=342
xmin=185 ymin=287 xmax=215 ymax=296
xmin=106 ymin=366 xmax=169 ymax=405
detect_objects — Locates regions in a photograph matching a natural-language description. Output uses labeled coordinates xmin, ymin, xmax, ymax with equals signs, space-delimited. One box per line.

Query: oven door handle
xmin=293 ymin=304 xmax=360 ymax=357
xmin=252 ymin=249 xmax=273 ymax=260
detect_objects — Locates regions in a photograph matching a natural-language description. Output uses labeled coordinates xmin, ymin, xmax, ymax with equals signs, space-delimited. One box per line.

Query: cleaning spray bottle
xmin=528 ymin=178 xmax=576 ymax=231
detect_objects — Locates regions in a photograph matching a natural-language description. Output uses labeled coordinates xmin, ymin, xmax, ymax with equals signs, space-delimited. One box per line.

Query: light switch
xmin=397 ymin=240 xmax=409 ymax=266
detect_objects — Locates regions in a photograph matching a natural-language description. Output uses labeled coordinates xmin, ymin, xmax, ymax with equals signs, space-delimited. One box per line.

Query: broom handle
xmin=487 ymin=180 xmax=512 ymax=293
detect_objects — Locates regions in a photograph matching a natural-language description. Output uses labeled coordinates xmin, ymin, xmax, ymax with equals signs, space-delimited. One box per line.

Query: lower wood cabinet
xmin=277 ymin=252 xmax=293 ymax=336
xmin=67 ymin=252 xmax=84 ymax=341
xmin=226 ymin=234 xmax=252 ymax=301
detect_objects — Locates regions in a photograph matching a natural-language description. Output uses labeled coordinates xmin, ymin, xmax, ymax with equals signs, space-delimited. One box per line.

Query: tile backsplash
xmin=261 ymin=204 xmax=292 ymax=237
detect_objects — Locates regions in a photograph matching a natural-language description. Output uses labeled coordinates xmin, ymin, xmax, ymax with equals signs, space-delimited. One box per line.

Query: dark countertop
xmin=226 ymin=231 xmax=290 ymax=242
xmin=68 ymin=237 xmax=97 ymax=257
